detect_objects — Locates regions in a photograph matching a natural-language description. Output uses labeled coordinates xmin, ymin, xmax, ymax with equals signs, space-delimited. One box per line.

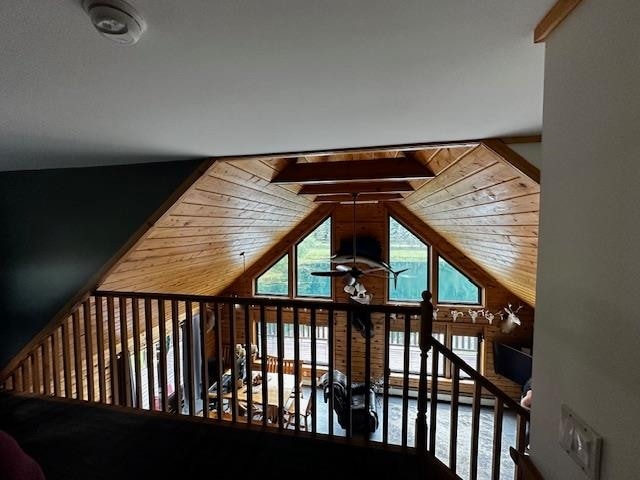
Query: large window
xmin=256 ymin=254 xmax=289 ymax=296
xmin=255 ymin=216 xmax=332 ymax=299
xmin=296 ymin=218 xmax=331 ymax=298
xmin=388 ymin=330 xmax=445 ymax=376
xmin=388 ymin=217 xmax=429 ymax=302
xmin=437 ymin=256 xmax=481 ymax=305
xmin=256 ymin=322 xmax=329 ymax=365
xmin=389 ymin=327 xmax=482 ymax=379
xmin=452 ymin=334 xmax=479 ymax=379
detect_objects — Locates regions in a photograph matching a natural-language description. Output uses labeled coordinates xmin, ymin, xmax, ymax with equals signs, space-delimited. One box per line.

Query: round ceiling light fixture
xmin=82 ymin=0 xmax=146 ymax=45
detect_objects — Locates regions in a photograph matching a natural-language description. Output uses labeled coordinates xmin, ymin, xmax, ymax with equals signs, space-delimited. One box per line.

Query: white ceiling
xmin=0 ymin=0 xmax=553 ymax=172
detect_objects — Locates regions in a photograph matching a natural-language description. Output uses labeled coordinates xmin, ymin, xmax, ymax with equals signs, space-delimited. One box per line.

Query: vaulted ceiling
xmin=99 ymin=140 xmax=539 ymax=305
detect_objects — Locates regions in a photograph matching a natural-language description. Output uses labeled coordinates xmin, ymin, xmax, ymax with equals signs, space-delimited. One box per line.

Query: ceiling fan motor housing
xmin=83 ymin=0 xmax=146 ymax=45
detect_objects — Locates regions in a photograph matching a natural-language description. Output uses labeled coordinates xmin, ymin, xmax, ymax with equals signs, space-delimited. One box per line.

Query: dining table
xmin=225 ymin=372 xmax=296 ymax=422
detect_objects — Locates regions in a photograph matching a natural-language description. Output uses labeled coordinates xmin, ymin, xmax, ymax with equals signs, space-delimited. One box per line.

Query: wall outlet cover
xmin=559 ymin=404 xmax=603 ymax=479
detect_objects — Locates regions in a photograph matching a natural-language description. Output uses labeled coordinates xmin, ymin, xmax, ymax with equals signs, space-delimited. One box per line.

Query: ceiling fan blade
xmin=311 ymin=270 xmax=348 ymax=277
xmin=335 ymin=264 xmax=351 ymax=272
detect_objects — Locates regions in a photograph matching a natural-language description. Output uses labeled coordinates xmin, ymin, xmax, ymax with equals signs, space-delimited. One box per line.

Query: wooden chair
xmin=284 ymin=393 xmax=313 ymax=431
xmin=266 ymin=355 xmax=278 ymax=373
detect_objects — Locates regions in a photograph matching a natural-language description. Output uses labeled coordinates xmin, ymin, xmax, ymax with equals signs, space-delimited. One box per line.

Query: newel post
xmin=416 ymin=290 xmax=433 ymax=452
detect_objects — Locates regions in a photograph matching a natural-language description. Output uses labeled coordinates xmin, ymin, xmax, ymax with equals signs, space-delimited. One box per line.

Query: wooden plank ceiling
xmin=99 ymin=141 xmax=539 ymax=305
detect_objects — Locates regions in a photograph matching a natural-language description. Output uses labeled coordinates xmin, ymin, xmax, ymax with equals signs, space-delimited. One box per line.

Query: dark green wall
xmin=0 ymin=160 xmax=202 ymax=369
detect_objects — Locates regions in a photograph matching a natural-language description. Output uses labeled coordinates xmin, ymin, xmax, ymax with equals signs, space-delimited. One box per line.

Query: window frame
xmin=388 ymin=322 xmax=484 ymax=379
xmin=386 ymin=214 xmax=431 ymax=304
xmin=254 ymin=253 xmax=291 ymax=297
xmin=435 ymin=252 xmax=483 ymax=307
xmin=294 ymin=216 xmax=332 ymax=299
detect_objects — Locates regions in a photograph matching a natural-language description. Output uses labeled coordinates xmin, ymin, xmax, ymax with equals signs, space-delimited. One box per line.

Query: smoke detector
xmin=83 ymin=0 xmax=146 ymax=45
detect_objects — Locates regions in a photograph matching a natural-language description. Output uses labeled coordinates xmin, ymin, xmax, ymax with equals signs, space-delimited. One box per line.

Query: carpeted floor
xmin=309 ymin=389 xmax=518 ymax=480
xmin=0 ymin=391 xmax=456 ymax=480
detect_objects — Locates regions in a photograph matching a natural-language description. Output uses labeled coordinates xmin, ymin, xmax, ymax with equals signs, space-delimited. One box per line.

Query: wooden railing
xmin=1 ymin=290 xmax=529 ymax=479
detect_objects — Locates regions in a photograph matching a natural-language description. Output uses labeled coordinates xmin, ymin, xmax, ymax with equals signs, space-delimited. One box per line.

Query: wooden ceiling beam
xmin=298 ymin=181 xmax=415 ymax=195
xmin=313 ymin=193 xmax=404 ymax=203
xmin=534 ymin=0 xmax=583 ymax=43
xmin=271 ymin=158 xmax=435 ymax=184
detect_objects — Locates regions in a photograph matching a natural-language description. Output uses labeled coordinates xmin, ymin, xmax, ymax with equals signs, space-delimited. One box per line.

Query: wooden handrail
xmin=430 ymin=337 xmax=530 ymax=417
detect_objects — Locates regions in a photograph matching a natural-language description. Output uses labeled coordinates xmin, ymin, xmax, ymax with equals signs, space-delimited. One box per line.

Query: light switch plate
xmin=559 ymin=404 xmax=602 ymax=479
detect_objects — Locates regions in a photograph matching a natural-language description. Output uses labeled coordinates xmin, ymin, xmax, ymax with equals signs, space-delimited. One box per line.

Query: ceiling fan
xmin=311 ymin=193 xmax=407 ymax=287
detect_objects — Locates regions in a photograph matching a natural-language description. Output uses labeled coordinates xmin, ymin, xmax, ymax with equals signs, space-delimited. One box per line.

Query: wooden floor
xmin=0 ymin=392 xmax=456 ymax=480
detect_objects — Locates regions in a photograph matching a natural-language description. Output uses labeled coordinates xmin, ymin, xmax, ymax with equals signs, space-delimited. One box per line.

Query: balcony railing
xmin=1 ymin=290 xmax=530 ymax=480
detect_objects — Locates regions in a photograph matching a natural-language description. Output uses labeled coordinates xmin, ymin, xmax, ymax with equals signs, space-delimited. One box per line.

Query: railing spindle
xmin=327 ymin=307 xmax=334 ymax=437
xmin=83 ymin=300 xmax=95 ymax=402
xmin=364 ymin=307 xmax=372 ymax=444
xmin=310 ymin=307 xmax=317 ymax=434
xmin=185 ymin=301 xmax=195 ymax=416
xmin=95 ymin=297 xmax=106 ymax=403
xmin=449 ymin=365 xmax=460 ymax=473
xmin=276 ymin=305 xmax=284 ymax=428
xmin=199 ymin=301 xmax=209 ymax=419
xmin=259 ymin=304 xmax=268 ymax=427
xmin=346 ymin=310 xmax=353 ymax=438
xmin=228 ymin=302 xmax=238 ymax=423
xmin=492 ymin=400 xmax=504 ymax=480
xmin=132 ymin=298 xmax=142 ymax=408
xmin=470 ymin=379 xmax=482 ymax=480
xmin=43 ymin=337 xmax=52 ymax=396
xmin=157 ymin=299 xmax=168 ymax=411
xmin=52 ymin=328 xmax=61 ymax=397
xmin=171 ymin=300 xmax=181 ymax=414
xmin=72 ymin=310 xmax=84 ymax=400
xmin=215 ymin=301 xmax=224 ymax=420
xmin=107 ymin=297 xmax=119 ymax=405
xmin=429 ymin=345 xmax=439 ymax=454
xmin=401 ymin=312 xmax=410 ymax=448
xmin=244 ymin=303 xmax=253 ymax=425
xmin=293 ymin=306 xmax=300 ymax=431
xmin=383 ymin=312 xmax=391 ymax=444
xmin=119 ymin=297 xmax=131 ymax=407
xmin=33 ymin=347 xmax=42 ymax=394
xmin=144 ymin=298 xmax=155 ymax=410
xmin=62 ymin=318 xmax=73 ymax=398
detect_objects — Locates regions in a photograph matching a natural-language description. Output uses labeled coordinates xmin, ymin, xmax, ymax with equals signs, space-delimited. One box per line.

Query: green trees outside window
xmin=256 ymin=254 xmax=289 ymax=296
xmin=388 ymin=217 xmax=429 ymax=302
xmin=296 ymin=218 xmax=331 ymax=298
xmin=438 ymin=256 xmax=481 ymax=304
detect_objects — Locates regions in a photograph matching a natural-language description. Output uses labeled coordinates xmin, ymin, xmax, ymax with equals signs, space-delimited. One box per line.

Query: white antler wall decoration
xmin=468 ymin=309 xmax=480 ymax=323
xmin=500 ymin=303 xmax=523 ymax=333
xmin=484 ymin=311 xmax=495 ymax=324
xmin=433 ymin=308 xmax=439 ymax=321
xmin=450 ymin=310 xmax=463 ymax=322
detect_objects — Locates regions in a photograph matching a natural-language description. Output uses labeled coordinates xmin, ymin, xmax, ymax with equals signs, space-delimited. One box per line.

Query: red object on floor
xmin=0 ymin=430 xmax=45 ymax=479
